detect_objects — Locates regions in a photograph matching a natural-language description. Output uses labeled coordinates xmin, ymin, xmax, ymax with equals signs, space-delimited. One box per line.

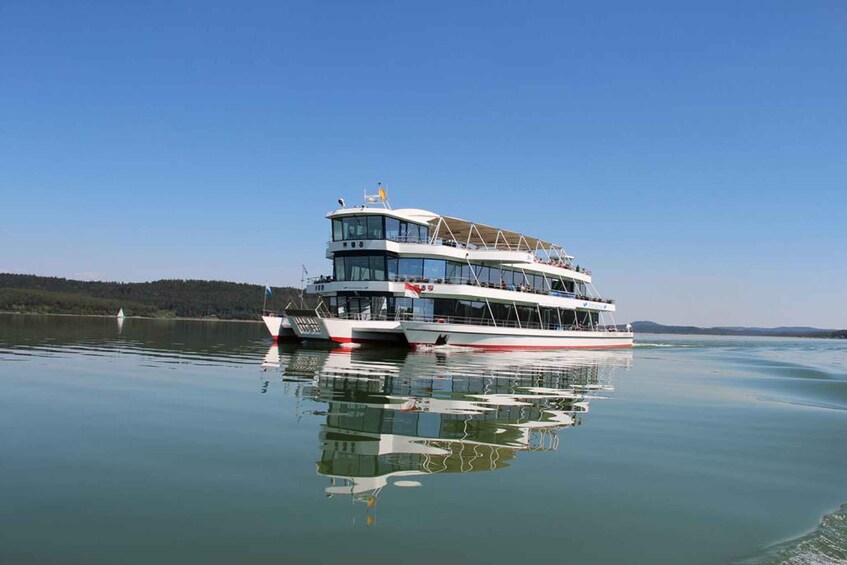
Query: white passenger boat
xmin=284 ymin=187 xmax=633 ymax=349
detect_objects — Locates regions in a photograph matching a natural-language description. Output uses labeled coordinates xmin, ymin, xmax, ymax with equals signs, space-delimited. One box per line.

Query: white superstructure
xmin=285 ymin=189 xmax=633 ymax=349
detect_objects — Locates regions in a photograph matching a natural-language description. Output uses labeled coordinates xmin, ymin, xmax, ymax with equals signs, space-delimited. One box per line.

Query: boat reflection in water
xmin=261 ymin=345 xmax=632 ymax=524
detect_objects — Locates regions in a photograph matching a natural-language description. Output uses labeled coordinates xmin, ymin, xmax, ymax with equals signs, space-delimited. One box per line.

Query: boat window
xmin=370 ymin=255 xmax=386 ymax=281
xmin=532 ymin=274 xmax=544 ymax=292
xmin=413 ymin=298 xmax=433 ymax=317
xmin=423 ymin=259 xmax=445 ymax=281
xmin=395 ymin=297 xmax=414 ymax=317
xmin=397 ymin=258 xmax=423 ymax=280
xmin=405 ymin=222 xmax=420 ymax=243
xmin=333 ymin=254 xmax=389 ymax=281
xmin=348 ymin=256 xmax=371 ymax=281
xmin=334 ymin=215 xmax=391 ymax=240
xmin=476 ymin=265 xmax=489 ymax=285
xmin=367 ymin=216 xmax=384 ymax=239
xmin=342 ymin=216 xmax=366 ymax=240
xmin=387 ymin=258 xmax=398 ymax=281
xmin=460 ymin=263 xmax=472 ymax=283
xmin=488 ymin=267 xmax=501 ymax=286
xmin=445 ymin=261 xmax=463 ymax=284
xmin=385 ymin=217 xmax=400 ymax=240
xmin=515 ymin=271 xmax=528 ymax=286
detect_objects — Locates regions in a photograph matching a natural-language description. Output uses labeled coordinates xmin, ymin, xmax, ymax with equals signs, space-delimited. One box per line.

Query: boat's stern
xmin=285 ymin=309 xmax=331 ymax=341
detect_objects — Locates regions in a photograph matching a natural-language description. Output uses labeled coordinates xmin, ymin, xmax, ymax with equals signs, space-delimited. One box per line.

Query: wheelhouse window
xmin=385 ymin=217 xmax=400 ymax=240
xmin=330 ymin=214 xmax=429 ymax=243
xmin=331 ymin=215 xmax=385 ymax=241
xmin=367 ymin=216 xmax=383 ymax=239
xmin=333 ymin=254 xmax=388 ymax=281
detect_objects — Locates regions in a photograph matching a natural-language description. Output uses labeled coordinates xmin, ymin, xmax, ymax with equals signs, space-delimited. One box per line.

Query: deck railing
xmin=327 ymin=237 xmax=592 ymax=276
xmin=401 ymin=313 xmax=619 ymax=332
xmin=320 ymin=311 xmax=619 ymax=332
xmin=307 ymin=274 xmax=614 ymax=304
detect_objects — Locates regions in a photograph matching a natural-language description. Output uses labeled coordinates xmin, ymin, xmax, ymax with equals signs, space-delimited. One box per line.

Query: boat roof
xmin=328 ymin=205 xmax=572 ymax=257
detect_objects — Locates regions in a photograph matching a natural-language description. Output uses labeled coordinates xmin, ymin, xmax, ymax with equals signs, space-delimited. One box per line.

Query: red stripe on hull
xmin=329 ymin=336 xmax=404 ymax=345
xmin=409 ymin=343 xmax=632 ymax=351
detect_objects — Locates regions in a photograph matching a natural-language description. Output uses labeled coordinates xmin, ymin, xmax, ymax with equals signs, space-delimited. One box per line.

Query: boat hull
xmin=402 ymin=321 xmax=633 ymax=350
xmin=285 ymin=311 xmax=406 ymax=345
xmin=261 ymin=315 xmax=298 ymax=342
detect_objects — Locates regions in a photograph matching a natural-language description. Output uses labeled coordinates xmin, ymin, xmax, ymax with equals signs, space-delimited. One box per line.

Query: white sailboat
xmin=116 ymin=308 xmax=125 ymax=319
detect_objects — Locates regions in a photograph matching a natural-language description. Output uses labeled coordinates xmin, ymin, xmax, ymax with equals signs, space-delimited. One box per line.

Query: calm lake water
xmin=1 ymin=314 xmax=845 ymax=564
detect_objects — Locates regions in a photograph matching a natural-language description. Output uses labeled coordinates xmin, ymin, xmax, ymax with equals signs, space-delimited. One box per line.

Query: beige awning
xmin=431 ymin=215 xmax=573 ymax=258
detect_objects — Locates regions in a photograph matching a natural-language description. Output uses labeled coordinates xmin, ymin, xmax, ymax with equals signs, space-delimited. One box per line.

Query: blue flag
xmin=265 ymin=285 xmax=272 ymax=298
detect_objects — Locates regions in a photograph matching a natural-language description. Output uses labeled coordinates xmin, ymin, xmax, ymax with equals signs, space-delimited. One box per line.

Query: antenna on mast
xmin=364 ymin=182 xmax=391 ymax=209
xmin=300 ymin=265 xmax=309 ymax=307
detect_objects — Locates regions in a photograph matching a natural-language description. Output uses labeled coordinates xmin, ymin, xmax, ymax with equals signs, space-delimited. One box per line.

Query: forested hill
xmin=630 ymin=320 xmax=847 ymax=339
xmin=0 ymin=274 xmax=309 ymax=319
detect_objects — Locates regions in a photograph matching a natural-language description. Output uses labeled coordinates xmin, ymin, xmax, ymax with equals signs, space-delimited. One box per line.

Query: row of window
xmin=332 ymin=215 xmax=431 ymax=243
xmin=332 ymin=254 xmax=580 ymax=293
xmin=328 ymin=296 xmax=599 ymax=328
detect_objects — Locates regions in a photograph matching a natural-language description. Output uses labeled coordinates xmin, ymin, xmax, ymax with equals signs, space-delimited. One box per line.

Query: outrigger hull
xmin=402 ymin=321 xmax=633 ymax=350
xmin=261 ymin=315 xmax=298 ymax=342
xmin=285 ymin=310 xmax=406 ymax=345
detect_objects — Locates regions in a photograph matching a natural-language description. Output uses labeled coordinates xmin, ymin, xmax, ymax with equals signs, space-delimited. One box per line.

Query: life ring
xmin=436 ymin=318 xmax=446 ymax=324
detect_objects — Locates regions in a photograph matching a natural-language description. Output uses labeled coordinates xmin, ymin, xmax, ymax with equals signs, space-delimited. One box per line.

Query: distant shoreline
xmin=0 ymin=311 xmax=263 ymax=324
xmin=1 ymin=311 xmax=843 ymax=339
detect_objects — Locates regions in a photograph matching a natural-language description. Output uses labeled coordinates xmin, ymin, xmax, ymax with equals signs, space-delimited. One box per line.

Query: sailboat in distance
xmin=116 ymin=308 xmax=125 ymax=319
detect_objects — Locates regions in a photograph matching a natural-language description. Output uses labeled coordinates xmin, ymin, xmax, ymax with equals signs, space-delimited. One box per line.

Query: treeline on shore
xmin=0 ymin=274 xmax=311 ymax=320
xmin=629 ymin=320 xmax=847 ymax=339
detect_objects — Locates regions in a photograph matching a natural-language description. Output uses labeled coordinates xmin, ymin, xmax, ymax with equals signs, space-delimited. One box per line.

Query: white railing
xmin=306 ymin=274 xmax=614 ymax=304
xmin=396 ymin=313 xmax=620 ymax=332
xmin=327 ymin=237 xmax=591 ymax=276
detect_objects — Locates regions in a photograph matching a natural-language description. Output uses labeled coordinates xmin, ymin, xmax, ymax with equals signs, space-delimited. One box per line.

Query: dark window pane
xmin=477 ymin=266 xmax=489 ymax=285
xmin=332 ymin=219 xmax=343 ymax=241
xmin=387 ymin=258 xmax=398 ymax=281
xmin=406 ymin=223 xmax=420 ymax=242
xmin=347 ymin=256 xmax=370 ymax=281
xmin=488 ymin=267 xmax=501 ymax=286
xmin=367 ymin=216 xmax=384 ymax=239
xmin=370 ymin=255 xmax=386 ymax=280
xmin=460 ymin=264 xmax=471 ymax=283
xmin=423 ymin=259 xmax=445 ymax=281
xmin=398 ymin=258 xmax=423 ymax=279
xmin=386 ymin=218 xmax=400 ymax=240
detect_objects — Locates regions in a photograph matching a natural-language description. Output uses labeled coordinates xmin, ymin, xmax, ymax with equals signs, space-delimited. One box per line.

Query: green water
xmin=1 ymin=314 xmax=845 ymax=564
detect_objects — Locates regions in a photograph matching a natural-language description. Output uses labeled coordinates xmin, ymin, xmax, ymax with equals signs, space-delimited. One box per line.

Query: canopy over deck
xmin=430 ymin=215 xmax=574 ymax=259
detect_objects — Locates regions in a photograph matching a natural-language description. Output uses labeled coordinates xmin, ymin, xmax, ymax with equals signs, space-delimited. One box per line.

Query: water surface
xmin=1 ymin=315 xmax=845 ymax=564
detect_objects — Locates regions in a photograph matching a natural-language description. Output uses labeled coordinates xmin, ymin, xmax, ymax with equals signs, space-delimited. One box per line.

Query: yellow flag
xmin=378 ymin=186 xmax=387 ymax=201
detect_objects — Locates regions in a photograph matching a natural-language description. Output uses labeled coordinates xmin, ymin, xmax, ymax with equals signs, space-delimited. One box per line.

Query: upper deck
xmin=326 ymin=205 xmax=593 ymax=282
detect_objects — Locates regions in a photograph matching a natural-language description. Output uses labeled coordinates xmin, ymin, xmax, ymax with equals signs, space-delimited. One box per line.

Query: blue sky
xmin=1 ymin=1 xmax=845 ymax=327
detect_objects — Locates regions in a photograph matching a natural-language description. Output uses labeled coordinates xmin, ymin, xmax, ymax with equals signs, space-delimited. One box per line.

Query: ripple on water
xmin=739 ymin=504 xmax=847 ymax=565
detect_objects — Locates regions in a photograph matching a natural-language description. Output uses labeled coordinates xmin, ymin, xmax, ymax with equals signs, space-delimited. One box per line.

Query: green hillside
xmin=0 ymin=274 xmax=308 ymax=320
